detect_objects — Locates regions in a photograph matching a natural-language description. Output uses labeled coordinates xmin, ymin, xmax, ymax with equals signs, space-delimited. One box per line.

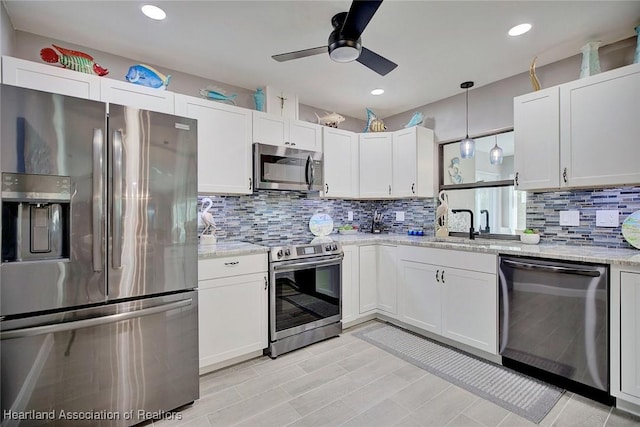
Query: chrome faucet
xmin=452 ymin=209 xmax=475 ymax=240
xmin=481 ymin=209 xmax=490 ymax=233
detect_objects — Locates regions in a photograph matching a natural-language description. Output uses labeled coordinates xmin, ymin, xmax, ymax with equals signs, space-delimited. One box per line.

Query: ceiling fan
xmin=271 ymin=0 xmax=397 ymax=76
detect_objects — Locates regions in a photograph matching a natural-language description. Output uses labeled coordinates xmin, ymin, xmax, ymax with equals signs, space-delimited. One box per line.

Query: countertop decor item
xmin=459 ymin=81 xmax=475 ymax=159
xmin=435 ymin=190 xmax=449 ymax=237
xmin=199 ymin=197 xmax=217 ymax=242
xmin=622 ymin=210 xmax=640 ymax=249
xmin=363 ymin=108 xmax=386 ymax=133
xmin=125 ymin=64 xmax=171 ymax=89
xmin=403 ymin=111 xmax=425 ymax=128
xmin=253 ymin=88 xmax=265 ymax=111
xmin=309 ymin=213 xmax=334 ymax=236
xmin=315 ymin=112 xmax=345 ymax=128
xmin=529 ymin=56 xmax=541 ymax=91
xmin=40 ymin=44 xmax=109 ymax=76
xmin=199 ymin=86 xmax=237 ymax=104
xmin=634 ymin=26 xmax=640 ymax=64
xmin=520 ymin=229 xmax=541 ymax=245
xmin=580 ymin=41 xmax=602 ymax=78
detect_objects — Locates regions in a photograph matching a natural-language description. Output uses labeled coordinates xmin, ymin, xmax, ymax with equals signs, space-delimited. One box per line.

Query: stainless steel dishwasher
xmin=498 ymin=256 xmax=612 ymax=404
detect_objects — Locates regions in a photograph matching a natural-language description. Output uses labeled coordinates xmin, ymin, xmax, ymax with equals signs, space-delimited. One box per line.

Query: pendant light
xmin=489 ymin=141 xmax=504 ymax=165
xmin=460 ymin=81 xmax=475 ymax=159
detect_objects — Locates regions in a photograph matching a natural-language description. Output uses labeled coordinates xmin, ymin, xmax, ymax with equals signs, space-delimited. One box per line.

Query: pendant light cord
xmin=465 ymin=87 xmax=469 ymax=138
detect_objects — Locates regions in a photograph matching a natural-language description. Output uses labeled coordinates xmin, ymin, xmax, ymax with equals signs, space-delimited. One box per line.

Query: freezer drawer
xmin=0 ymin=291 xmax=199 ymax=426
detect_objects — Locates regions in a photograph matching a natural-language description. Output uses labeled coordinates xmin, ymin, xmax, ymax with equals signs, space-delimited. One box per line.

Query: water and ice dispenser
xmin=2 ymin=173 xmax=70 ymax=262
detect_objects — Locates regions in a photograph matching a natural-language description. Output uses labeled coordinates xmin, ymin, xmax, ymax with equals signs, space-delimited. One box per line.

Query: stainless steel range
xmin=264 ymin=238 xmax=343 ymax=358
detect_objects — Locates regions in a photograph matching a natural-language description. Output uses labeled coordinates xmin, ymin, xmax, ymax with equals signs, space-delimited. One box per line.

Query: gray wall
xmin=1 ymin=3 xmax=14 ymax=56
xmin=383 ymin=37 xmax=637 ymax=142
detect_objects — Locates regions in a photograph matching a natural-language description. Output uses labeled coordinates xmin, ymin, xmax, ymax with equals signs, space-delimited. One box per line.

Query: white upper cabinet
xmin=514 ymin=63 xmax=640 ymax=191
xmin=175 ymin=94 xmax=253 ymax=194
xmin=559 ymin=63 xmax=640 ymax=188
xmin=2 ymin=55 xmax=101 ymax=100
xmin=359 ymin=132 xmax=393 ymax=198
xmin=101 ymin=78 xmax=174 ymax=114
xmin=252 ymin=111 xmax=322 ymax=151
xmin=393 ymin=126 xmax=436 ymax=198
xmin=513 ymin=86 xmax=560 ymax=190
xmin=322 ymin=127 xmax=358 ymax=198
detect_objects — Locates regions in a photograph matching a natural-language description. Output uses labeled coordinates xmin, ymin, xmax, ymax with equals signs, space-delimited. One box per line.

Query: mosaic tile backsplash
xmin=198 ymin=186 xmax=640 ymax=249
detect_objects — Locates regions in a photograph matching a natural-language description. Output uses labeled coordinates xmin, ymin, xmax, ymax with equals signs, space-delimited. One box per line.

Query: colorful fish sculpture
xmin=403 ymin=111 xmax=425 ymax=128
xmin=40 ymin=44 xmax=109 ymax=76
xmin=364 ymin=108 xmax=387 ymax=133
xmin=199 ymin=86 xmax=238 ymax=105
xmin=315 ymin=112 xmax=345 ymax=128
xmin=125 ymin=64 xmax=171 ymax=89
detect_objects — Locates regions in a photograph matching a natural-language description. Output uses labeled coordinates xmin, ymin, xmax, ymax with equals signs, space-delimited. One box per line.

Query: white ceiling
xmin=4 ymin=1 xmax=640 ymax=120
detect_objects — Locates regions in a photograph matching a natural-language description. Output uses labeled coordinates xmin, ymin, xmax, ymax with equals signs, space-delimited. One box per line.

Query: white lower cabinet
xmin=358 ymin=244 xmax=398 ymax=316
xmin=341 ymin=245 xmax=360 ymax=325
xmin=198 ymin=253 xmax=268 ymax=373
xmin=398 ymin=246 xmax=498 ymax=355
xmin=358 ymin=245 xmax=378 ymax=314
xmin=611 ymin=267 xmax=640 ymax=412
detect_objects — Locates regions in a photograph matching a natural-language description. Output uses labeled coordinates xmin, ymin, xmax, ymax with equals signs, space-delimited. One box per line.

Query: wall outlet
xmin=559 ymin=210 xmax=580 ymax=226
xmin=396 ymin=211 xmax=405 ymax=221
xmin=596 ymin=210 xmax=619 ymax=227
xmin=347 ymin=211 xmax=354 ymax=221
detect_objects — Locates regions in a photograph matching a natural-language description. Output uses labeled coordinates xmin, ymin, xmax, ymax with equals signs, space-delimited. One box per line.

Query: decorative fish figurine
xmin=125 ymin=64 xmax=171 ymax=89
xmin=200 ymin=86 xmax=238 ymax=105
xmin=315 ymin=112 xmax=345 ymax=128
xmin=40 ymin=44 xmax=109 ymax=76
xmin=364 ymin=108 xmax=387 ymax=133
xmin=403 ymin=111 xmax=425 ymax=128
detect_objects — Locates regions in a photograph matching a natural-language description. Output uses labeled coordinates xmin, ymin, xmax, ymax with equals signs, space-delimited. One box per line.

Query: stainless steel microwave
xmin=253 ymin=143 xmax=323 ymax=192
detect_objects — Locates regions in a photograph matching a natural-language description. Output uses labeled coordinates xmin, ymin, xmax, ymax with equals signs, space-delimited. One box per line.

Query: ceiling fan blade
xmin=272 ymin=46 xmax=327 ymax=62
xmin=341 ymin=0 xmax=383 ymax=39
xmin=357 ymin=46 xmax=397 ymax=76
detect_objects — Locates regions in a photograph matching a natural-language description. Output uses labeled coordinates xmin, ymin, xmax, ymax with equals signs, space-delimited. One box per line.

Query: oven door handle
xmin=272 ymin=256 xmax=343 ymax=272
xmin=502 ymin=259 xmax=601 ymax=277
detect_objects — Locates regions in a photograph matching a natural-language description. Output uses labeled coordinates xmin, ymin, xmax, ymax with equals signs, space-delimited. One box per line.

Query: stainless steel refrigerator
xmin=0 ymin=84 xmax=199 ymax=426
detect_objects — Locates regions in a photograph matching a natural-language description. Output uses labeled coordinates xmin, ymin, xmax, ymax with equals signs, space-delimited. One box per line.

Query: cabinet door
xmin=398 ymin=260 xmax=441 ymax=334
xmin=341 ymin=245 xmax=360 ymax=324
xmin=359 ymin=133 xmax=393 ymax=198
xmin=621 ymin=271 xmax=640 ymax=398
xmin=101 ymin=78 xmax=174 ymax=114
xmin=253 ymin=111 xmax=287 ymax=146
xmin=513 ymin=86 xmax=560 ymax=190
xmin=441 ymin=268 xmax=497 ymax=354
xmin=377 ymin=245 xmax=398 ymax=315
xmin=198 ymin=273 xmax=268 ymax=369
xmin=393 ymin=128 xmax=418 ymax=198
xmin=359 ymin=245 xmax=378 ymax=313
xmin=560 ymin=63 xmax=640 ymax=188
xmin=2 ymin=56 xmax=100 ymax=100
xmin=290 ymin=120 xmax=322 ymax=151
xmin=322 ymin=127 xmax=358 ymax=198
xmin=175 ymin=94 xmax=253 ymax=194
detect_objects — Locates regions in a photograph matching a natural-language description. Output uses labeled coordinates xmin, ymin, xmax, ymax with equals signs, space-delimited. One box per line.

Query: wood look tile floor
xmin=155 ymin=321 xmax=640 ymax=427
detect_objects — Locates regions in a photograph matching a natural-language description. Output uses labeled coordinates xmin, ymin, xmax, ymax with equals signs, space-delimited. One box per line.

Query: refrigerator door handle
xmin=92 ymin=128 xmax=104 ymax=272
xmin=112 ymin=130 xmax=123 ymax=269
xmin=0 ymin=299 xmax=193 ymax=340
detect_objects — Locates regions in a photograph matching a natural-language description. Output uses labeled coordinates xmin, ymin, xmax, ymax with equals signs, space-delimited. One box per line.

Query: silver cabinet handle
xmin=436 ymin=269 xmax=440 ymax=282
xmin=325 ymin=183 xmax=329 ymax=193
xmin=441 ymin=270 xmax=445 ymax=283
xmin=291 ymin=142 xmax=296 ymax=146
xmin=562 ymin=167 xmax=568 ymax=183
xmin=92 ymin=128 xmax=104 ymax=272
xmin=249 ymin=177 xmax=252 ymax=190
xmin=264 ymin=276 xmax=268 ymax=290
xmin=224 ymin=261 xmax=240 ymax=266
xmin=411 ymin=183 xmax=415 ymax=194
xmin=515 ymin=172 xmax=519 ymax=187
xmin=388 ymin=185 xmax=391 ymax=195
xmin=1 ymin=299 xmax=192 ymax=340
xmin=112 ymin=130 xmax=124 ymax=269
xmin=284 ymin=141 xmax=290 ymax=145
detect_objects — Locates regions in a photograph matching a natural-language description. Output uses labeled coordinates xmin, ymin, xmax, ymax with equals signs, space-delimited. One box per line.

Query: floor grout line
xmin=602 ymin=405 xmax=614 ymax=427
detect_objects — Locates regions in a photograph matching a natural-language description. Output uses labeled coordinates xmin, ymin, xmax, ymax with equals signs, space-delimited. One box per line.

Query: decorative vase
xmin=253 ymin=88 xmax=265 ymax=112
xmin=580 ymin=41 xmax=602 ymax=78
xmin=634 ymin=26 xmax=640 ymax=64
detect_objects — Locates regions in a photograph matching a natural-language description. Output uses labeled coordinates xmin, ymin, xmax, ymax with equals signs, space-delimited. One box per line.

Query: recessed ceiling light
xmin=141 ymin=4 xmax=166 ymax=21
xmin=371 ymin=88 xmax=385 ymax=95
xmin=508 ymin=23 xmax=532 ymax=37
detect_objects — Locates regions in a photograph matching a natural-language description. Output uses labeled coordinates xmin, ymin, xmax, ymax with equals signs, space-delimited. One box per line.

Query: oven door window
xmin=274 ymin=262 xmax=340 ymax=333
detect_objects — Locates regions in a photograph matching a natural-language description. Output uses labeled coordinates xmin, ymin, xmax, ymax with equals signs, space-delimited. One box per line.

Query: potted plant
xmin=520 ymin=229 xmax=540 ymax=245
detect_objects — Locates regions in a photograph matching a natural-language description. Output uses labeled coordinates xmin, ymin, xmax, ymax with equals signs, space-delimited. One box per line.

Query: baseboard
xmin=199 ymin=349 xmax=264 ymax=375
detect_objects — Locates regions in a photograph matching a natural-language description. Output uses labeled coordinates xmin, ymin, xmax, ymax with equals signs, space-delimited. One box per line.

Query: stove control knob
xmin=325 ymin=245 xmax=332 ymax=251
xmin=277 ymin=250 xmax=283 ymax=258
xmin=332 ymin=244 xmax=338 ymax=251
xmin=284 ymin=249 xmax=291 ymax=256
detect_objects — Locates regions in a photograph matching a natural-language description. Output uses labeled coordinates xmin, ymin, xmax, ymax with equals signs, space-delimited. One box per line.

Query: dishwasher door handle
xmin=502 ymin=259 xmax=601 ymax=277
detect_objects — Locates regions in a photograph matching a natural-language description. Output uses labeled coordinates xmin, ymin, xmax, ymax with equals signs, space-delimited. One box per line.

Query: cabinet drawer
xmin=199 ymin=253 xmax=267 ymax=280
xmin=398 ymin=246 xmax=496 ymax=274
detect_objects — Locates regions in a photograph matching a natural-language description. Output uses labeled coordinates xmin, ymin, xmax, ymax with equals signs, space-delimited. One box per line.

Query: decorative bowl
xmin=520 ymin=233 xmax=540 ymax=245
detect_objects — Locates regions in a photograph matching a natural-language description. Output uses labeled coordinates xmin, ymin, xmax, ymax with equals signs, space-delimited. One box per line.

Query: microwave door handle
xmin=112 ymin=130 xmax=123 ymax=269
xmin=309 ymin=155 xmax=315 ymax=189
xmin=502 ymin=259 xmax=601 ymax=277
xmin=304 ymin=155 xmax=311 ymax=189
xmin=92 ymin=128 xmax=104 ymax=272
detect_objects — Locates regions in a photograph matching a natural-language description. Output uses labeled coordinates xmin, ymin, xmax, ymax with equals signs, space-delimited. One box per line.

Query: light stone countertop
xmin=198 ymin=234 xmax=640 ymax=267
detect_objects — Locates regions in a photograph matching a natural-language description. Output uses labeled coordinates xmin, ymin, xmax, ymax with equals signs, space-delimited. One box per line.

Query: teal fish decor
xmin=200 ymin=86 xmax=238 ymax=105
xmin=125 ymin=64 xmax=171 ymax=89
xmin=364 ymin=108 xmax=386 ymax=133
xmin=403 ymin=111 xmax=425 ymax=128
